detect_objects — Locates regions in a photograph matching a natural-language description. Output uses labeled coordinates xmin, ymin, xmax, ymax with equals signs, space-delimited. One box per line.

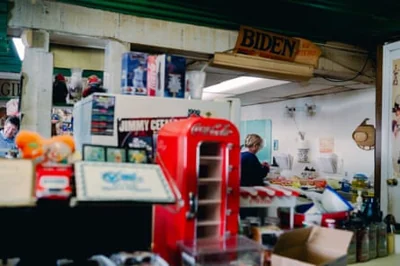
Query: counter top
xmin=352 ymin=255 xmax=400 ymax=265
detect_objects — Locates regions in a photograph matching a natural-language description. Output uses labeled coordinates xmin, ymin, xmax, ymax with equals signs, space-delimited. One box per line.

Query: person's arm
xmin=247 ymin=154 xmax=269 ymax=185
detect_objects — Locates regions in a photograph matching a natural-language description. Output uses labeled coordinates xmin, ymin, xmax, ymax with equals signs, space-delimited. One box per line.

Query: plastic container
xmin=178 ymin=235 xmax=265 ymax=266
xmin=278 ymin=204 xmax=349 ymax=228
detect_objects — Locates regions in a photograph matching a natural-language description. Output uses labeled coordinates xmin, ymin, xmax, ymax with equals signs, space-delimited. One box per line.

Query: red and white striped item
xmin=240 ymin=185 xmax=300 ymax=198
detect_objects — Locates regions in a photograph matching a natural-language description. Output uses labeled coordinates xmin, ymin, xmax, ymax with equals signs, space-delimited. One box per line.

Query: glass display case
xmin=178 ymin=235 xmax=265 ymax=266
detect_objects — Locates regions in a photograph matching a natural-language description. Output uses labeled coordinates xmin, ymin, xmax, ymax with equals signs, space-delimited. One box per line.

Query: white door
xmin=381 ymin=41 xmax=400 ymax=220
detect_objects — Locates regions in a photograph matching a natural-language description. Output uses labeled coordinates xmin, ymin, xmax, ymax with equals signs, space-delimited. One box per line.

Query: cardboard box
xmin=155 ymin=54 xmax=186 ymax=98
xmin=271 ymin=226 xmax=353 ymax=266
xmin=146 ymin=55 xmax=158 ymax=96
xmin=121 ymin=52 xmax=148 ymax=95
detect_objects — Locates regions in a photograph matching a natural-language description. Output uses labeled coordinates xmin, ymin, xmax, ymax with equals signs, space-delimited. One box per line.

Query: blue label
xmin=101 ymin=171 xmax=150 ymax=192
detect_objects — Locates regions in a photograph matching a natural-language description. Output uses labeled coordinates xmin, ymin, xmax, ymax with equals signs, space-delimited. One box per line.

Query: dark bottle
xmin=368 ymin=222 xmax=377 ymax=259
xmin=355 ymin=219 xmax=370 ymax=262
xmin=340 ymin=221 xmax=357 ymax=264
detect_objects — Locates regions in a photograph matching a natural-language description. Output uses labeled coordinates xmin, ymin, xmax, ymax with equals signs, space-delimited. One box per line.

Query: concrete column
xmin=103 ymin=40 xmax=130 ymax=94
xmin=20 ymin=30 xmax=53 ymax=138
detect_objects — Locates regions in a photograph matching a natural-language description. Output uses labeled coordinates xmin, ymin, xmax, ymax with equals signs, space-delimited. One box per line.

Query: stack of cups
xmin=185 ymin=71 xmax=206 ymax=100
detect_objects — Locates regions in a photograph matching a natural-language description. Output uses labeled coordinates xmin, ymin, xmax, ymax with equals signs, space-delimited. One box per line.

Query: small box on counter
xmin=271 ymin=226 xmax=353 ymax=266
xmin=121 ymin=52 xmax=148 ymax=96
xmin=147 ymin=54 xmax=185 ymax=98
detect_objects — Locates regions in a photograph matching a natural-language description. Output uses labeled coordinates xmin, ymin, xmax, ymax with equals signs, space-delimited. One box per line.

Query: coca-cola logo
xmin=191 ymin=123 xmax=233 ymax=137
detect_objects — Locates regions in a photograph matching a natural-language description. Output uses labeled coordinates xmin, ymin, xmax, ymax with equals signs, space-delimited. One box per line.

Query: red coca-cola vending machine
xmin=153 ymin=117 xmax=241 ymax=265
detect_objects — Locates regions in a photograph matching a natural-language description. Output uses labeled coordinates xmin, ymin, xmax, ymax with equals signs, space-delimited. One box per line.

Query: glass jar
xmin=368 ymin=223 xmax=377 ymax=259
xmin=356 ymin=224 xmax=370 ymax=262
xmin=377 ymin=221 xmax=388 ymax=257
xmin=341 ymin=222 xmax=357 ymax=264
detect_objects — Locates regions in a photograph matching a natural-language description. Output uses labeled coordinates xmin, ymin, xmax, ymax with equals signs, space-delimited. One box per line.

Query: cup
xmin=186 ymin=71 xmax=206 ymax=100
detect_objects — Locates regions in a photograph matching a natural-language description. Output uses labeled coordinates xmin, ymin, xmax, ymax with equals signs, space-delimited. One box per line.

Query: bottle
xmin=377 ymin=212 xmax=388 ymax=257
xmin=325 ymin=219 xmax=336 ymax=229
xmin=355 ymin=190 xmax=363 ymax=212
xmin=385 ymin=214 xmax=396 ymax=255
xmin=340 ymin=220 xmax=357 ymax=264
xmin=368 ymin=222 xmax=377 ymax=259
xmin=355 ymin=219 xmax=370 ymax=262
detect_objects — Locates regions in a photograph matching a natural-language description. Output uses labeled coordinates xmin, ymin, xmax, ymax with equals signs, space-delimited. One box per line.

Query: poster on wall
xmin=90 ymin=95 xmax=115 ymax=136
xmin=392 ymin=59 xmax=400 ymax=176
xmin=117 ymin=117 xmax=187 ymax=161
xmin=319 ymin=137 xmax=334 ymax=153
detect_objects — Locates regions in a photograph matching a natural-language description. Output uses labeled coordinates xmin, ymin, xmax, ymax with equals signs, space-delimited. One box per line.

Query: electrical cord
xmin=320 ymin=54 xmax=371 ymax=82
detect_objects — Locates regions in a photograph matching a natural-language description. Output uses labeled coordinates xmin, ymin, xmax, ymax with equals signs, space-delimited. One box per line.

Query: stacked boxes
xmin=154 ymin=54 xmax=186 ymax=98
xmin=146 ymin=55 xmax=158 ymax=97
xmin=121 ymin=52 xmax=148 ymax=95
xmin=122 ymin=52 xmax=187 ymax=98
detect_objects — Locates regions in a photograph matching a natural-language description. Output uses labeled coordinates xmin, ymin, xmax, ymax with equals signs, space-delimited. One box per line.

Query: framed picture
xmin=106 ymin=147 xmax=126 ymax=163
xmin=82 ymin=144 xmax=106 ymax=162
xmin=127 ymin=148 xmax=149 ymax=164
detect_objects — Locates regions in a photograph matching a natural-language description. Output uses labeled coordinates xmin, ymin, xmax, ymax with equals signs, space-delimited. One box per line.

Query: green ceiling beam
xmin=54 ymin=0 xmax=400 ymax=51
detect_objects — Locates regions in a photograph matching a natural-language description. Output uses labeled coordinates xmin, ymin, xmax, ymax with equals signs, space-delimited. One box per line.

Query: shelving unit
xmin=196 ymin=142 xmax=224 ymax=239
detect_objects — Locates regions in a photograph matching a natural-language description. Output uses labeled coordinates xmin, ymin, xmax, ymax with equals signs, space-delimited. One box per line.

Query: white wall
xmin=241 ymin=88 xmax=376 ymax=179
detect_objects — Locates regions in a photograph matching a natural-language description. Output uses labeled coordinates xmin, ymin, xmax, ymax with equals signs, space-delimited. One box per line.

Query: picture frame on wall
xmin=82 ymin=144 xmax=106 ymax=162
xmin=126 ymin=148 xmax=149 ymax=164
xmin=106 ymin=147 xmax=126 ymax=163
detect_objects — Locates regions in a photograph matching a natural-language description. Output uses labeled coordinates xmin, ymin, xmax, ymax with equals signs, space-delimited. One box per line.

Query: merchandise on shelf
xmin=121 ymin=52 xmax=148 ymax=95
xmin=16 ymin=131 xmax=78 ymax=200
xmin=147 ymin=54 xmax=186 ymax=98
xmin=52 ymin=107 xmax=73 ymax=136
xmin=82 ymin=75 xmax=106 ymax=98
xmin=66 ymin=68 xmax=84 ymax=104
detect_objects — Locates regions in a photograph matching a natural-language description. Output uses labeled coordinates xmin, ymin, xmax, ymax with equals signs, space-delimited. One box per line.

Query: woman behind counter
xmin=240 ymin=134 xmax=270 ymax=221
xmin=241 ymin=134 xmax=270 ymax=186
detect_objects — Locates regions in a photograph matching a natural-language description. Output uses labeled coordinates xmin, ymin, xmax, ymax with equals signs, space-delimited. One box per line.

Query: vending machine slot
xmin=196 ymin=142 xmax=223 ymax=239
xmin=199 ymin=142 xmax=220 ymax=156
xmin=196 ymin=226 xmax=220 ymax=238
xmin=198 ymin=183 xmax=221 ymax=201
xmin=198 ymin=199 xmax=221 ymax=205
xmin=199 ymin=161 xmax=221 ymax=179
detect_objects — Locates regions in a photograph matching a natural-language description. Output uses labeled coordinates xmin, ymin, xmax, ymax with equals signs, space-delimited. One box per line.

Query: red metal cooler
xmin=152 ymin=117 xmax=241 ymax=265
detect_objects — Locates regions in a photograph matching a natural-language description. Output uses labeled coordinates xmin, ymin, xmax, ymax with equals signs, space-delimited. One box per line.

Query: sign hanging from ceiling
xmin=235 ymin=26 xmax=300 ymax=61
xmin=234 ymin=26 xmax=322 ymax=66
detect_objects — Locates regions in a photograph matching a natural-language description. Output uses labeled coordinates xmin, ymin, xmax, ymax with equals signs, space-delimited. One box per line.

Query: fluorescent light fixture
xmin=12 ymin=38 xmax=25 ymax=61
xmin=203 ymin=76 xmax=290 ymax=95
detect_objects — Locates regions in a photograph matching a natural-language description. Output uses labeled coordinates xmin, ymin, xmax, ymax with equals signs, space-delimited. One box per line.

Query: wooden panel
xmin=50 ymin=44 xmax=104 ymax=71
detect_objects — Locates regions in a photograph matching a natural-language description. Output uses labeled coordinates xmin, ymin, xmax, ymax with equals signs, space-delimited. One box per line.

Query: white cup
xmin=186 ymin=71 xmax=206 ymax=100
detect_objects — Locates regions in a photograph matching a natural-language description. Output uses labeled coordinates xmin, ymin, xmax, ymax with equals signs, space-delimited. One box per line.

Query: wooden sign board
xmin=234 ymin=26 xmax=322 ymax=66
xmin=235 ymin=26 xmax=300 ymax=62
xmin=293 ymin=38 xmax=322 ymax=67
xmin=0 ymin=79 xmax=20 ymax=98
xmin=74 ymin=161 xmax=175 ymax=203
xmin=0 ymin=159 xmax=35 ymax=206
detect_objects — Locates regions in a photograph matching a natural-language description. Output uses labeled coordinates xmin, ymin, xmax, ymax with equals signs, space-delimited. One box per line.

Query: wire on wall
xmin=320 ymin=54 xmax=371 ymax=82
